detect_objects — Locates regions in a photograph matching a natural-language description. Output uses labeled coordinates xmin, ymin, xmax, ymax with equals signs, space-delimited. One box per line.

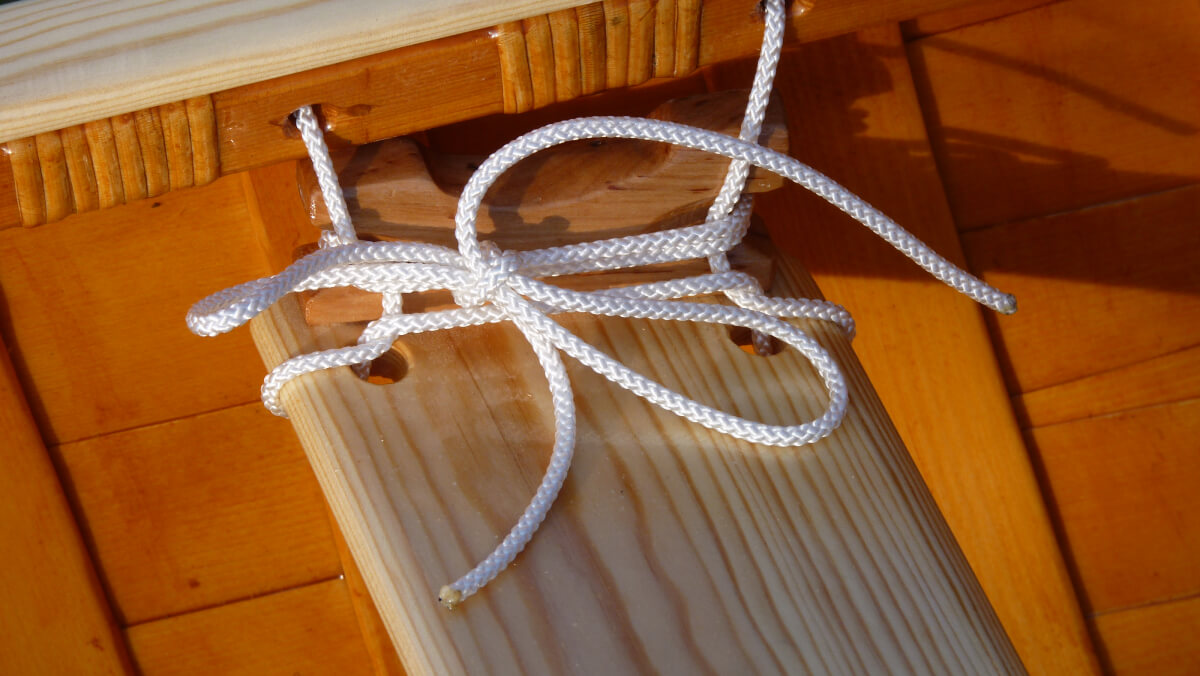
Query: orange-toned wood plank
xmin=111 ymin=113 xmax=148 ymax=203
xmin=900 ymin=0 xmax=1057 ymax=39
xmin=741 ymin=27 xmax=1100 ymax=673
xmin=159 ymin=101 xmax=194 ymax=190
xmin=185 ymin=96 xmax=220 ymax=185
xmin=133 ymin=109 xmax=170 ymax=198
xmin=1027 ymin=399 xmax=1200 ymax=614
xmin=523 ymin=15 xmax=557 ymax=110
xmin=653 ymin=0 xmax=676 ymax=77
xmin=908 ymin=0 xmax=1200 ymax=230
xmin=547 ymin=9 xmax=582 ymax=103
xmin=626 ymin=0 xmax=656 ymax=86
xmin=1014 ymin=345 xmax=1200 ymax=428
xmin=576 ymin=4 xmax=607 ymax=95
xmin=55 ymin=403 xmax=343 ymax=625
xmin=0 ymin=335 xmax=133 ymax=674
xmin=0 ymin=175 xmax=268 ymax=445
xmin=1092 ymin=594 xmax=1200 ymax=676
xmin=962 ymin=185 xmax=1200 ymax=394
xmin=603 ymin=0 xmax=630 ymax=89
xmin=126 ymin=579 xmax=374 ymax=676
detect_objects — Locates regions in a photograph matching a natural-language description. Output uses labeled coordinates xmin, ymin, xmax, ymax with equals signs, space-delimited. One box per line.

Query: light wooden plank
xmin=252 ymin=260 xmax=1021 ymax=674
xmin=908 ymin=0 xmax=1200 ymax=230
xmin=1014 ymin=345 xmax=1200 ymax=428
xmin=0 ymin=174 xmax=268 ymax=444
xmin=0 ymin=336 xmax=132 ymax=674
xmin=1092 ymin=594 xmax=1200 ymax=676
xmin=126 ymin=579 xmax=375 ymax=676
xmin=961 ymin=185 xmax=1200 ymax=394
xmin=1027 ymin=399 xmax=1200 ymax=614
xmin=55 ymin=403 xmax=344 ymax=625
xmin=740 ymin=26 xmax=1100 ymax=673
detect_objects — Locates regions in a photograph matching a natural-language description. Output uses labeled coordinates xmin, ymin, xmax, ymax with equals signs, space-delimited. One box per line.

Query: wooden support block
xmin=55 ymin=404 xmax=343 ymax=625
xmin=908 ymin=0 xmax=1200 ymax=230
xmin=0 ymin=336 xmax=133 ymax=674
xmin=125 ymin=579 xmax=374 ymax=676
xmin=900 ymin=0 xmax=1056 ymax=39
xmin=1026 ymin=399 xmax=1200 ymax=615
xmin=0 ymin=175 xmax=267 ymax=444
xmin=248 ymin=206 xmax=1021 ymax=672
xmin=962 ymin=185 xmax=1200 ymax=394
xmin=301 ymin=90 xmax=787 ymax=249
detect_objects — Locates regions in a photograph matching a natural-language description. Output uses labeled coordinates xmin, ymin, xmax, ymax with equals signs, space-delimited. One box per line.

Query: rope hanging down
xmin=187 ymin=0 xmax=1014 ymax=609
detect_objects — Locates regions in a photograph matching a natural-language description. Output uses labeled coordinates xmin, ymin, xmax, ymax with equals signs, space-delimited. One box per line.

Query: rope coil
xmin=187 ymin=0 xmax=1014 ymax=609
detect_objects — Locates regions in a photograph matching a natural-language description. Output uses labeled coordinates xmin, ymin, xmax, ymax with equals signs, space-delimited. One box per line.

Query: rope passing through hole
xmin=186 ymin=0 xmax=1014 ymax=609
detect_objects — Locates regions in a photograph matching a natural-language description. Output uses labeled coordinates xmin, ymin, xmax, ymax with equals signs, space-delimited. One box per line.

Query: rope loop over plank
xmin=187 ymin=0 xmax=1014 ymax=609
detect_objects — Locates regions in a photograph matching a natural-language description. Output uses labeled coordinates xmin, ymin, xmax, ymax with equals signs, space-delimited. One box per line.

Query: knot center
xmin=455 ymin=241 xmax=519 ymax=307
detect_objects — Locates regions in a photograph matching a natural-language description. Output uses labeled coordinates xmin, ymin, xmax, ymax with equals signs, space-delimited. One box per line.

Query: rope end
xmin=438 ymin=585 xmax=464 ymax=610
xmin=998 ymin=294 xmax=1018 ymax=315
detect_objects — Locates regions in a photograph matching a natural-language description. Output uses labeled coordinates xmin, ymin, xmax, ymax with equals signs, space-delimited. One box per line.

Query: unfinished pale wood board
xmin=0 ymin=174 xmax=267 ymax=444
xmin=1026 ymin=399 xmax=1200 ymax=615
xmin=1092 ymin=594 xmax=1200 ymax=676
xmin=0 ymin=0 xmax=592 ymax=143
xmin=54 ymin=403 xmax=343 ymax=626
xmin=250 ymin=252 xmax=1020 ymax=673
xmin=0 ymin=337 xmax=132 ymax=675
xmin=908 ymin=0 xmax=1200 ymax=230
xmin=125 ymin=579 xmax=374 ymax=676
xmin=962 ymin=185 xmax=1200 ymax=394
xmin=737 ymin=26 xmax=1100 ymax=673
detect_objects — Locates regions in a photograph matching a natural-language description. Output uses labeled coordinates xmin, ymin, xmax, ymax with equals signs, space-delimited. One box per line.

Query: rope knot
xmin=455 ymin=240 xmax=519 ymax=308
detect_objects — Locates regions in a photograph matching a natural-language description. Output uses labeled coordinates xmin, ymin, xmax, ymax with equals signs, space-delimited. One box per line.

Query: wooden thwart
xmin=250 ymin=249 xmax=1022 ymax=673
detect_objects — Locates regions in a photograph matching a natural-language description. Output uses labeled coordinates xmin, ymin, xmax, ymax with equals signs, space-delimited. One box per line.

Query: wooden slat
xmin=55 ymin=404 xmax=343 ymax=625
xmin=0 ymin=175 xmax=267 ymax=445
xmin=252 ymin=260 xmax=1021 ymax=674
xmin=741 ymin=27 xmax=1100 ymax=673
xmin=126 ymin=579 xmax=374 ymax=676
xmin=1014 ymin=345 xmax=1200 ymax=428
xmin=1092 ymin=594 xmax=1200 ymax=676
xmin=0 ymin=335 xmax=133 ymax=674
xmin=1026 ymin=399 xmax=1200 ymax=615
xmin=900 ymin=0 xmax=1056 ymax=39
xmin=908 ymin=0 xmax=1200 ymax=230
xmin=961 ymin=185 xmax=1200 ymax=394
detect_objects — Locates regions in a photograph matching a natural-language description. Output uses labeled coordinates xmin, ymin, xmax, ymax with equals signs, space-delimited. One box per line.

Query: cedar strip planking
xmin=0 ymin=335 xmax=133 ymax=674
xmin=1014 ymin=344 xmax=1200 ymax=429
xmin=54 ymin=403 xmax=343 ymax=626
xmin=1025 ymin=399 xmax=1200 ymax=615
xmin=126 ymin=579 xmax=374 ymax=676
xmin=742 ymin=26 xmax=1099 ymax=673
xmin=899 ymin=0 xmax=1057 ymax=40
xmin=1091 ymin=594 xmax=1200 ymax=676
xmin=907 ymin=0 xmax=1200 ymax=231
xmin=961 ymin=185 xmax=1200 ymax=394
xmin=0 ymin=175 xmax=268 ymax=445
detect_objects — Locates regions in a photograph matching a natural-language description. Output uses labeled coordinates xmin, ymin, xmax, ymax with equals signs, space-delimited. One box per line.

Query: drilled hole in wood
xmin=365 ymin=344 xmax=410 ymax=385
xmin=728 ymin=326 xmax=783 ymax=356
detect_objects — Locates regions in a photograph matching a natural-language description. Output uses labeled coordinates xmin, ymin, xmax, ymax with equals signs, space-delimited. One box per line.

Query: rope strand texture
xmin=186 ymin=0 xmax=1014 ymax=609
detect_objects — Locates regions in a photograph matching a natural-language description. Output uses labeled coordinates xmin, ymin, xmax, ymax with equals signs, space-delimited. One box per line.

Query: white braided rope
xmin=186 ymin=0 xmax=1014 ymax=609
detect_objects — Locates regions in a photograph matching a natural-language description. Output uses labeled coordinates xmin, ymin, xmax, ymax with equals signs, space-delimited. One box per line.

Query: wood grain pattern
xmin=186 ymin=97 xmax=221 ymax=185
xmin=7 ymin=135 xmax=44 ymax=226
xmin=549 ymin=10 xmax=584 ymax=103
xmin=301 ymin=90 xmax=786 ymax=249
xmin=741 ymin=27 xmax=1100 ymax=673
xmin=159 ymin=101 xmax=194 ymax=191
xmin=54 ymin=404 xmax=343 ymax=625
xmin=654 ymin=0 xmax=677 ymax=77
xmin=577 ymin=4 xmax=608 ymax=95
xmin=1092 ymin=594 xmax=1200 ymax=675
xmin=908 ymin=0 xmax=1200 ymax=230
xmin=0 ymin=336 xmax=133 ymax=675
xmin=133 ymin=109 xmax=170 ymax=198
xmin=627 ymin=0 xmax=657 ymax=85
xmin=61 ymin=125 xmax=101 ymax=213
xmin=603 ymin=0 xmax=631 ymax=88
xmin=1014 ymin=345 xmax=1200 ymax=429
xmin=525 ymin=15 xmax=559 ymax=109
xmin=125 ymin=579 xmax=374 ymax=676
xmin=496 ymin=22 xmax=535 ymax=114
xmin=962 ymin=185 xmax=1200 ymax=394
xmin=0 ymin=175 xmax=267 ymax=445
xmin=111 ymin=114 xmax=148 ymax=203
xmin=34 ymin=131 xmax=73 ymax=222
xmin=250 ymin=249 xmax=1020 ymax=674
xmin=1026 ymin=399 xmax=1200 ymax=615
